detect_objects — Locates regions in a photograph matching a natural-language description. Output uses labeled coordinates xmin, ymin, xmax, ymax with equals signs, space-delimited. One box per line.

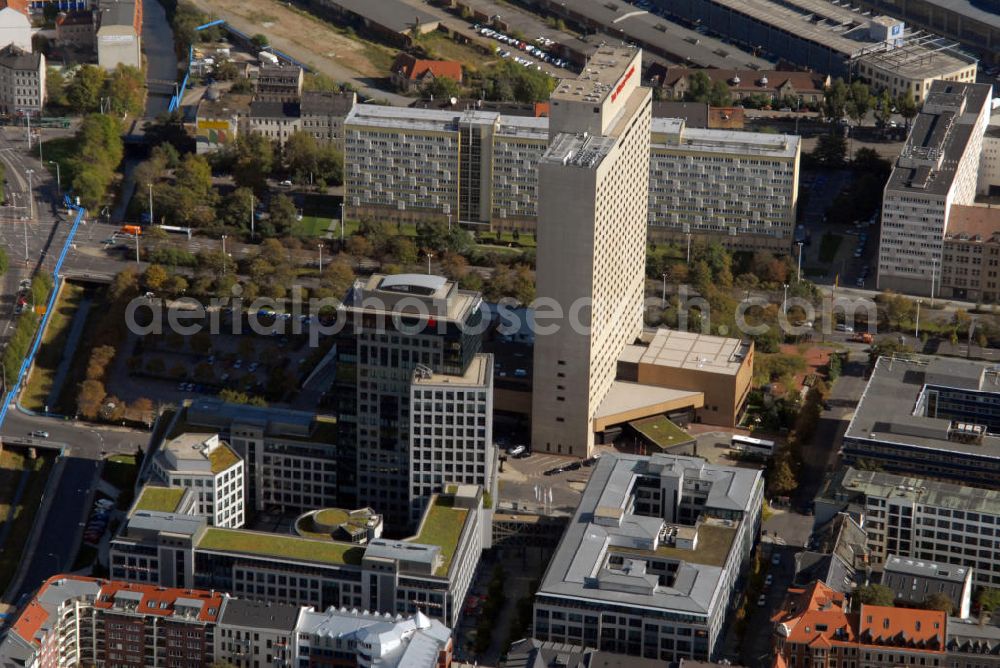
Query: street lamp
xmin=48 ymin=160 xmax=60 ymax=194
xmin=783 ymin=283 xmax=789 ymax=314
xmin=221 ymin=235 xmax=228 ymax=274
xmin=148 ymin=183 xmax=154 ymax=226
xmin=134 ymin=232 xmax=140 ymax=265
xmin=686 ymin=232 xmax=692 ymax=264
xmin=317 ymin=243 xmax=324 ymax=273
xmin=930 ymin=258 xmax=938 ymax=308
xmin=25 ymin=168 xmax=33 ymax=221
xmin=661 ymin=272 xmax=668 ymax=304
xmin=248 ymin=191 xmax=255 ymax=240
xmin=426 ymin=252 xmax=434 ymax=275
xmin=915 ymin=298 xmax=922 ymax=339
xmin=340 ymin=201 xmax=345 ymax=244
xmin=796 ymin=242 xmax=804 ymax=282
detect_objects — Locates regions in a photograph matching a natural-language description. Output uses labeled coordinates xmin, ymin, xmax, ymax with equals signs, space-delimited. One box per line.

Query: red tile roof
xmin=392 ymin=53 xmax=462 ymax=83
xmin=0 ymin=0 xmax=29 ymax=16
xmin=858 ymin=605 xmax=945 ymax=650
xmin=11 ymin=575 xmax=225 ymax=649
xmin=946 ymin=203 xmax=1000 ymax=241
xmin=651 ymin=66 xmax=828 ymax=95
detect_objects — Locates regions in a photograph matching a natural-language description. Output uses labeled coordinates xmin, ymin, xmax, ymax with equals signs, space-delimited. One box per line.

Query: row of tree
xmin=68 ymin=114 xmax=125 ymax=210
xmin=823 ymin=77 xmax=917 ymax=127
xmin=49 ymin=64 xmax=146 ymax=117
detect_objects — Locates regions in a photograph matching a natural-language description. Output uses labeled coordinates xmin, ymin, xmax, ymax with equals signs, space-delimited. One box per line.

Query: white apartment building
xmin=149 ymin=432 xmax=245 ymax=528
xmin=0 ymin=45 xmax=44 ymax=116
xmin=817 ymin=467 xmax=1000 ymax=590
xmin=344 ymin=105 xmax=549 ymax=227
xmin=531 ymin=46 xmax=651 ymax=457
xmin=878 ymin=81 xmax=993 ymax=296
xmin=649 ymin=118 xmax=800 ymax=251
xmin=344 ymin=103 xmax=799 ymax=249
xmin=978 ymin=111 xmax=1000 ymax=196
xmin=409 ymin=354 xmax=495 ymax=518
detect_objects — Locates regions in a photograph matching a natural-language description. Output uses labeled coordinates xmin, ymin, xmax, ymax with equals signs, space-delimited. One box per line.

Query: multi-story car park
xmin=533 ymin=453 xmax=763 ymax=662
xmin=657 ymin=0 xmax=977 ymax=94
xmin=817 ymin=466 xmax=1000 ymax=590
xmin=110 ymin=486 xmax=486 ymax=629
xmin=344 ymin=106 xmax=800 ymax=250
xmin=878 ymin=81 xmax=992 ymax=296
xmin=842 ymin=356 xmax=1000 ymax=488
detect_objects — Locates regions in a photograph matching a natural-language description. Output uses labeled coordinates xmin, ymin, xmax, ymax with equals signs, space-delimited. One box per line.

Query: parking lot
xmin=498 ymin=449 xmax=598 ymax=515
xmin=105 ymin=309 xmax=327 ymax=408
xmin=473 ymin=24 xmax=571 ymax=70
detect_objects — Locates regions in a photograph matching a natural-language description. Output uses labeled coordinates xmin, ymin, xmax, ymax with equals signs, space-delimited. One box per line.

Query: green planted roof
xmin=133 ymin=486 xmax=186 ymax=513
xmin=413 ymin=499 xmax=469 ymax=576
xmin=198 ymin=528 xmax=364 ymax=566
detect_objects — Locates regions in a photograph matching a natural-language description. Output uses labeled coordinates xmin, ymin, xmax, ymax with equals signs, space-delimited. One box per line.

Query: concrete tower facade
xmin=531 ymin=47 xmax=652 ymax=457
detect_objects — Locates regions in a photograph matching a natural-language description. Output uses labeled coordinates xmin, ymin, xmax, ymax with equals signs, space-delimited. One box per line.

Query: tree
xmin=219 ymin=186 xmax=255 ymax=232
xmin=823 ymin=78 xmax=849 ymax=121
xmin=846 ymin=81 xmax=871 ymax=127
xmin=922 ymin=592 xmax=954 ymax=614
xmin=142 ymin=264 xmax=169 ymax=291
xmin=66 ymin=65 xmax=107 ymax=112
xmin=267 ymin=194 xmax=297 ymax=237
xmin=685 ymin=71 xmax=712 ymax=103
xmin=214 ymin=60 xmax=240 ymax=81
xmin=708 ymin=79 xmax=732 ymax=107
xmin=896 ymin=90 xmax=918 ymax=127
xmin=283 ymin=131 xmax=320 ymax=182
xmin=251 ymin=34 xmax=269 ymax=48
xmin=481 ymin=61 xmax=554 ymax=103
xmin=423 ymin=75 xmax=462 ymax=100
xmin=768 ymin=456 xmax=797 ymax=494
xmin=321 ymin=259 xmax=355 ymax=296
xmin=853 ymin=584 xmax=895 ymax=610
xmin=390 ymin=237 xmax=418 ymax=265
xmin=233 ymin=132 xmax=274 ymax=193
xmin=345 ymin=235 xmax=372 ymax=261
xmin=46 ymin=67 xmax=67 ymax=107
xmin=875 ymin=89 xmax=893 ymax=128
xmin=812 ymin=133 xmax=847 ymax=167
xmin=105 ymin=64 xmax=145 ymax=116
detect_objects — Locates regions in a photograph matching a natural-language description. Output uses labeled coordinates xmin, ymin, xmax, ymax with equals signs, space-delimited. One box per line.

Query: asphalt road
xmin=6 ymin=455 xmax=101 ymax=604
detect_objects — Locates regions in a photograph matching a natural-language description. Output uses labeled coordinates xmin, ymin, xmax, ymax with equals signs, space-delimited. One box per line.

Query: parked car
xmin=508 ymin=445 xmax=526 ymax=457
xmin=30 ymin=430 xmax=48 ymax=438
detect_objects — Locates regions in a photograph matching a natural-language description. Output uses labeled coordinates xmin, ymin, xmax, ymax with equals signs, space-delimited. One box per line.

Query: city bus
xmin=731 ymin=435 xmax=776 ymax=457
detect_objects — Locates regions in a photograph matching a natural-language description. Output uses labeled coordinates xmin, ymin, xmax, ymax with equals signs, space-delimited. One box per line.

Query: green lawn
xmin=22 ymin=282 xmax=86 ymax=411
xmin=293 ymin=216 xmax=331 ymax=238
xmin=413 ymin=500 xmax=469 ymax=576
xmin=819 ymin=233 xmax=843 ymax=263
xmin=0 ymin=451 xmax=53 ymax=593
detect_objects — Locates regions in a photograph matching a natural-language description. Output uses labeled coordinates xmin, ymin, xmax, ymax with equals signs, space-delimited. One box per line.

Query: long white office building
xmin=344 ymin=104 xmax=800 ymax=251
xmin=878 ymin=80 xmax=992 ymax=295
xmin=817 ymin=467 xmax=1000 ymax=590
